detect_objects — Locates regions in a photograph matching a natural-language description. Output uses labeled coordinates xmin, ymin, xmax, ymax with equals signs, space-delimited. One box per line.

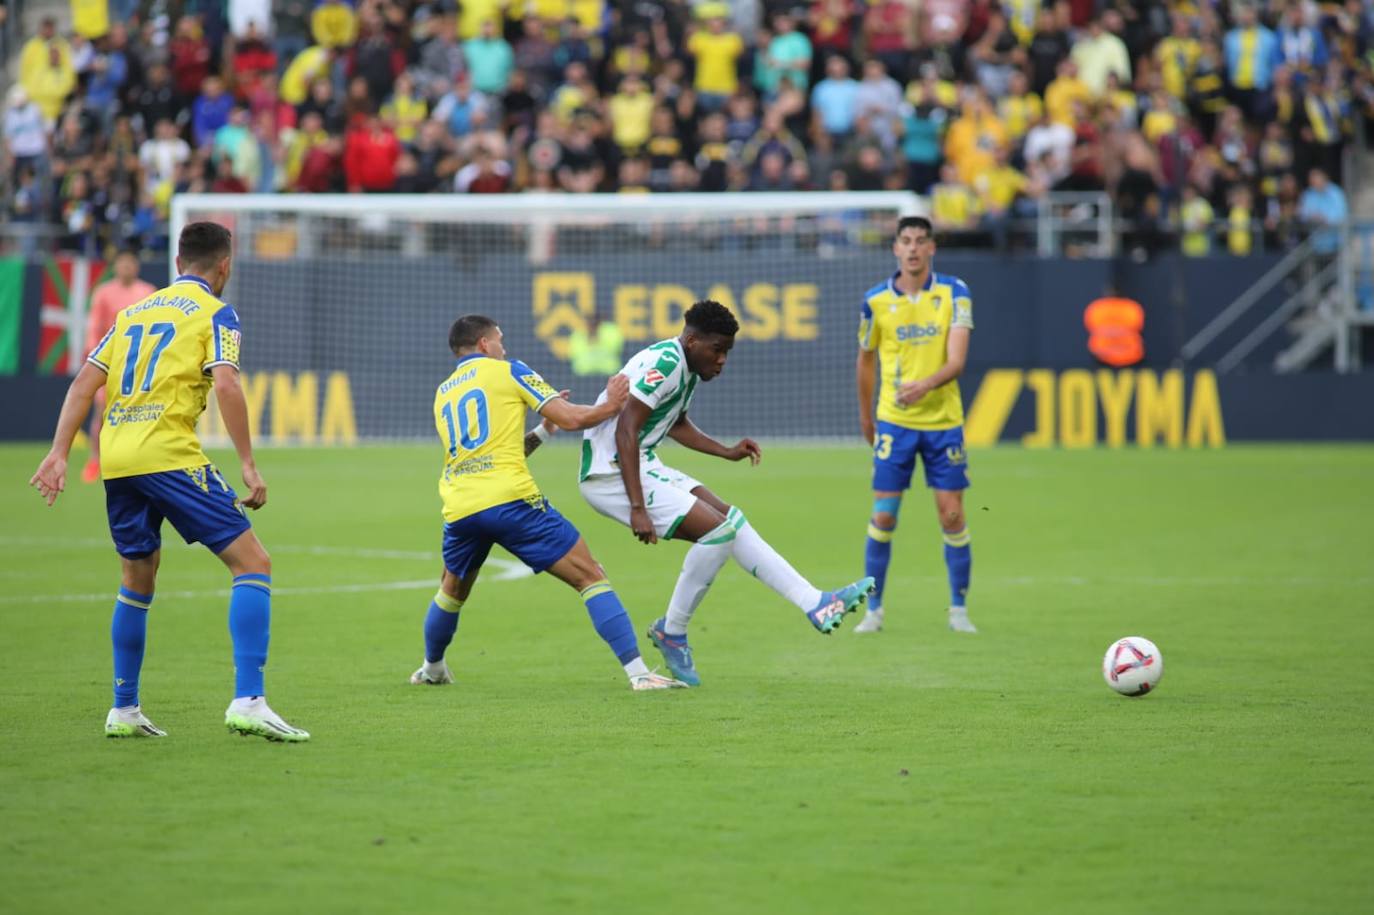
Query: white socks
xmin=664 ymin=540 xmax=732 ymax=635
xmin=732 ymin=522 xmax=822 ymax=611
xmin=662 ymin=509 xmax=825 ymax=637
xmin=624 ymin=657 xmax=650 ymax=678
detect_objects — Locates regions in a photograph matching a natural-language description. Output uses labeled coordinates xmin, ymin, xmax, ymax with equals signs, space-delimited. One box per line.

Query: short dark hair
xmin=684 ymin=300 xmax=739 ymax=338
xmin=178 ymin=221 xmax=232 ymax=270
xmin=449 ymin=314 xmax=499 ymax=354
xmin=895 ymin=216 xmax=933 ymax=240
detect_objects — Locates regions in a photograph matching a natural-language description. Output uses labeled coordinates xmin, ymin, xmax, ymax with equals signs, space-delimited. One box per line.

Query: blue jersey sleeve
xmin=204 ymin=305 xmax=242 ymax=373
xmin=87 ymin=324 xmax=117 ymax=372
xmin=858 ymin=297 xmax=878 ymax=351
xmin=950 ymin=278 xmax=973 ymax=330
xmin=508 ymin=359 xmax=560 ymax=410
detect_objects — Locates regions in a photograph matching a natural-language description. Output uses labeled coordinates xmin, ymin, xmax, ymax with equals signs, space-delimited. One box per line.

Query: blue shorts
xmin=871 ymin=422 xmax=970 ymax=492
xmin=442 ymin=497 xmax=581 ymax=579
xmin=105 ymin=465 xmax=251 ymax=559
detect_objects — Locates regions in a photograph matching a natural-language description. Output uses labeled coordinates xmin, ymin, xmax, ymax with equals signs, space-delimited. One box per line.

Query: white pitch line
xmin=0 ymin=536 xmax=439 ymax=560
xmin=0 ymin=561 xmax=534 ymax=606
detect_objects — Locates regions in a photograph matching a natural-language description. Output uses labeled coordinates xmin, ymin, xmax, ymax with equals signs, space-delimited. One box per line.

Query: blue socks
xmin=111 ymin=587 xmax=152 ymax=707
xmin=580 ymin=580 xmax=640 ymax=665
xmin=229 ymin=574 xmax=271 ymax=698
xmin=865 ymin=495 xmax=902 ymax=610
xmin=424 ymin=590 xmax=463 ymax=662
xmin=864 ymin=524 xmax=894 ymax=610
xmin=943 ymin=528 xmax=972 ymax=607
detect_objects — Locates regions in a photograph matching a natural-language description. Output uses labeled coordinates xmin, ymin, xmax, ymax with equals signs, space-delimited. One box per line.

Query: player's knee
xmin=941 ymin=508 xmax=965 ymax=531
xmin=871 ymin=511 xmax=898 ymax=531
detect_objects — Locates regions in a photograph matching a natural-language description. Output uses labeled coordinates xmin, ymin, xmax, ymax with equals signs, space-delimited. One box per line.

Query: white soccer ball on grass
xmin=1102 ymin=636 xmax=1163 ymax=697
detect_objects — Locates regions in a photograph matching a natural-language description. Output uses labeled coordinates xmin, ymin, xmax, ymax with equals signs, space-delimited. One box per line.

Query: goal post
xmin=170 ymin=192 xmax=924 ymax=445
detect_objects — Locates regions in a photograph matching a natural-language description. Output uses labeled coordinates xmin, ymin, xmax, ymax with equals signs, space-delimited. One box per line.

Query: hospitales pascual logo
xmin=106 ymin=401 xmax=166 ymax=427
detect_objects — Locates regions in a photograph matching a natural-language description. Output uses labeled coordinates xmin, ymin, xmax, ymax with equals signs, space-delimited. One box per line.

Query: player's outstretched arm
xmin=29 ymin=362 xmax=107 ymax=506
xmin=667 ymin=414 xmax=760 ymax=465
xmin=857 ymin=348 xmax=877 ymax=444
xmin=524 ymin=389 xmax=571 ymax=456
xmin=212 ymin=365 xmax=267 ymax=510
xmin=538 ymin=374 xmax=629 ymax=431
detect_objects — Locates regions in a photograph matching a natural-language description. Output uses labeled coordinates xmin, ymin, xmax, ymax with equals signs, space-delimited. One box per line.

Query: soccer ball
xmin=1102 ymin=637 xmax=1163 ymax=697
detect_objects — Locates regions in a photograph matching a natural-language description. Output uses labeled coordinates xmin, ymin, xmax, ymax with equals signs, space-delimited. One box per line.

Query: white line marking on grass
xmin=0 ymin=561 xmax=534 ymax=605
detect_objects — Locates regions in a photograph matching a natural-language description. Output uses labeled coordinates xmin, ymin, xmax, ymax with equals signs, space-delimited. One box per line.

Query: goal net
xmin=170 ymin=192 xmax=923 ymax=445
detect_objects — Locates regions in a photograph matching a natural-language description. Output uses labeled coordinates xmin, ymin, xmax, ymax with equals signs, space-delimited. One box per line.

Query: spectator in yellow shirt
xmin=1180 ymin=184 xmax=1214 ymax=256
xmin=931 ymin=163 xmax=982 ymax=232
xmin=997 ymin=70 xmax=1043 ymax=144
xmin=1140 ymin=90 xmax=1179 ymax=143
xmin=1227 ymin=185 xmax=1254 ymax=256
xmin=380 ymin=73 xmax=428 ymax=144
xmin=1155 ymin=12 xmax=1200 ymax=100
xmin=608 ymin=75 xmax=654 ymax=152
xmin=1044 ymin=58 xmax=1090 ymax=126
xmin=943 ymin=88 xmax=1006 ymax=185
xmin=687 ymin=15 xmax=744 ymax=110
xmin=311 ymin=0 xmax=358 ymax=49
xmin=25 ymin=41 xmax=77 ymax=120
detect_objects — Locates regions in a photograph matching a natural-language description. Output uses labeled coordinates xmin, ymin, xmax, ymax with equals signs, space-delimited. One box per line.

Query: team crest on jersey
xmin=520 ymin=373 xmax=558 ymax=400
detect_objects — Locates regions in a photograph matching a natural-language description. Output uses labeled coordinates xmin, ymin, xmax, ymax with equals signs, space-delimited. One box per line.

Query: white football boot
xmin=409 ymin=660 xmax=455 ymax=685
xmin=105 ymin=705 xmax=167 ymax=738
xmin=225 ymin=697 xmax=310 ymax=742
xmin=948 ymin=606 xmax=978 ymax=633
xmin=853 ymin=608 xmax=884 ymax=633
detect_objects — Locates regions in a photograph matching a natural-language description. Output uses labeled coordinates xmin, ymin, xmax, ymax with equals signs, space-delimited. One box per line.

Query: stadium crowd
xmin=2 ymin=0 xmax=1371 ymax=256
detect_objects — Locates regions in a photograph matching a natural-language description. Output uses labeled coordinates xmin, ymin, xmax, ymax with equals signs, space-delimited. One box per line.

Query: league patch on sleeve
xmin=520 ymin=373 xmax=558 ymax=400
xmin=636 ymin=367 xmax=667 ymax=395
xmin=218 ymin=325 xmax=242 ymax=365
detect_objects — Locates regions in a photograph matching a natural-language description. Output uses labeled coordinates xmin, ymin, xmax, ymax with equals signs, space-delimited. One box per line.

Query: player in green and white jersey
xmin=577 ymin=300 xmax=874 ymax=686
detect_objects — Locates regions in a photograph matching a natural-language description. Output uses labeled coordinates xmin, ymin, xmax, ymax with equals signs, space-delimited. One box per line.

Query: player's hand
xmin=604 ymin=374 xmax=629 ymax=410
xmin=240 ymin=462 xmax=268 ymax=510
xmin=860 ymin=416 xmax=876 ymax=445
xmin=896 ymin=380 xmax=933 ymax=406
xmin=726 ymin=438 xmax=761 ymax=465
xmin=542 ymin=390 xmax=571 ymax=435
xmin=629 ymin=506 xmax=657 ymax=544
xmin=29 ymin=451 xmax=68 ymax=507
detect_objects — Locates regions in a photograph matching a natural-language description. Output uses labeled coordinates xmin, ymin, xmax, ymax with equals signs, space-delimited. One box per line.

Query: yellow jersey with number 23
xmin=434 ymin=354 xmax=560 ymax=523
xmin=858 ymin=270 xmax=974 ymax=431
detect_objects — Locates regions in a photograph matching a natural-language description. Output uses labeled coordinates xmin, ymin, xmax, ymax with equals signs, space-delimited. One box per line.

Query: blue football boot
xmin=806 ymin=577 xmax=876 ymax=634
xmin=646 ymin=617 xmax=701 ymax=686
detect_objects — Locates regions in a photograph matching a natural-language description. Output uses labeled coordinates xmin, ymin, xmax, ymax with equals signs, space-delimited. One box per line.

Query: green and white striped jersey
xmin=580 ymin=338 xmax=699 ymax=480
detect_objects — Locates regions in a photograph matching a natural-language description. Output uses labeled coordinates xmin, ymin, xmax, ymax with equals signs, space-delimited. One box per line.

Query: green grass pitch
xmin=2 ymin=442 xmax=1371 ymax=914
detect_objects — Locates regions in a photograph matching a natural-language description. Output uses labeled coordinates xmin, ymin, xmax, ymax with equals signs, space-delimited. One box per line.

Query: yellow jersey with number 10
xmin=858 ymin=270 xmax=974 ymax=431
xmin=434 ymin=354 xmax=560 ymax=523
xmin=86 ymin=274 xmax=242 ymax=480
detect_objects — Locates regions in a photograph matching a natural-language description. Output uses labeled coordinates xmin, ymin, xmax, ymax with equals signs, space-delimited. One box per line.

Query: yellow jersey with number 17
xmin=858 ymin=270 xmax=974 ymax=431
xmin=86 ymin=274 xmax=242 ymax=480
xmin=434 ymin=354 xmax=560 ymax=523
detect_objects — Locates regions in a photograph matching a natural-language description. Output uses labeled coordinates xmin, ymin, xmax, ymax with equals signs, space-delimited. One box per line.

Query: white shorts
xmin=579 ymin=463 xmax=704 ymax=539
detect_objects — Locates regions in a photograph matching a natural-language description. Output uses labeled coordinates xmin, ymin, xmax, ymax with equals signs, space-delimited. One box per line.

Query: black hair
xmin=895 ymin=216 xmax=933 ymax=240
xmin=684 ymin=299 xmax=739 ymax=338
xmin=449 ymin=314 xmax=499 ymax=354
xmin=177 ymin=221 xmax=232 ymax=270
